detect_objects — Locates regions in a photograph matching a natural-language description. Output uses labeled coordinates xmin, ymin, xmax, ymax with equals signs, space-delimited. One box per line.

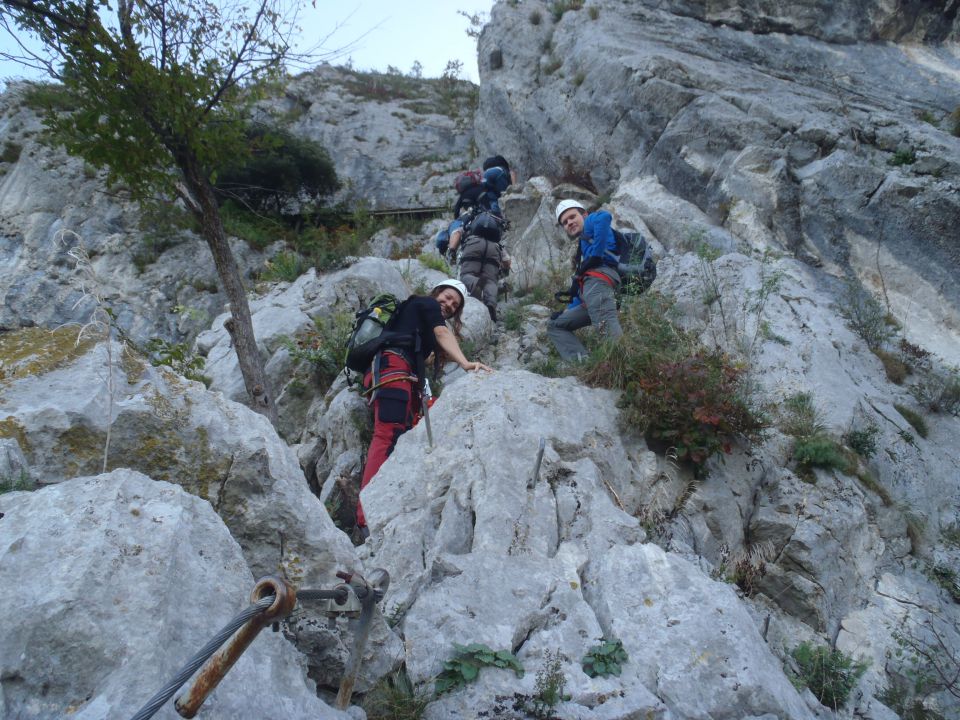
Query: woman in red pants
xmin=356 ymin=279 xmax=491 ymax=536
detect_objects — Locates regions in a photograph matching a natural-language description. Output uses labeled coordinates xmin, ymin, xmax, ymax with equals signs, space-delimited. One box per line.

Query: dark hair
xmin=482 ymin=155 xmax=510 ymax=174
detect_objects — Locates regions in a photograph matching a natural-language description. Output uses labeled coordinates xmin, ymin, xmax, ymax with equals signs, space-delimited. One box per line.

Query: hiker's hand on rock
xmin=463 ymin=360 xmax=491 ymax=372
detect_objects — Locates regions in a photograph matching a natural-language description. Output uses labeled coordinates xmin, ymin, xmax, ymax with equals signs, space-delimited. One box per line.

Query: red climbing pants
xmin=356 ymin=352 xmax=419 ymax=528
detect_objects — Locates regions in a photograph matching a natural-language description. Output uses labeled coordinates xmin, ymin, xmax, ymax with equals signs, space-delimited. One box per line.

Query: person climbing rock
xmin=456 ymin=212 xmax=511 ymax=322
xmin=356 ymin=278 xmax=491 ymax=537
xmin=444 ymin=155 xmax=515 ymax=257
xmin=547 ymin=199 xmax=623 ymax=361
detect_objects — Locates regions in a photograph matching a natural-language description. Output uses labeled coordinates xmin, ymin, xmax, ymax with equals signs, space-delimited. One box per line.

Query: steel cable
xmin=128 ymin=594 xmax=276 ymax=720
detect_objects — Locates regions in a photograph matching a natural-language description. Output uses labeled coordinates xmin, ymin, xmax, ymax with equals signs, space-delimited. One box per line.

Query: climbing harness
xmin=128 ymin=568 xmax=390 ymax=720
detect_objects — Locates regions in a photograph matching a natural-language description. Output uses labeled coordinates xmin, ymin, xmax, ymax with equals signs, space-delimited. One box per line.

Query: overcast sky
xmin=0 ymin=0 xmax=495 ymax=89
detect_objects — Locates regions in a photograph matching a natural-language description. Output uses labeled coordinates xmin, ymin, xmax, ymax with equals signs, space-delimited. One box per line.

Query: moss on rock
xmin=0 ymin=327 xmax=96 ymax=386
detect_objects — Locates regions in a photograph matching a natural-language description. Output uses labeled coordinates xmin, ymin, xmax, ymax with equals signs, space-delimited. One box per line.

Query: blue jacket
xmin=566 ymin=211 xmax=618 ymax=309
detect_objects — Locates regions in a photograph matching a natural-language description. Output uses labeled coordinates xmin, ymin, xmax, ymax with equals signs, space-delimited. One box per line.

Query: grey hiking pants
xmin=459 ymin=236 xmax=502 ymax=321
xmin=547 ymin=275 xmax=623 ymax=361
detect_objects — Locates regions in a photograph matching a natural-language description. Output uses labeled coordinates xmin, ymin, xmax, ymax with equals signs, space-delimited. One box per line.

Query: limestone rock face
xmin=0 ymin=469 xmax=349 ymax=720
xmin=477 ymin=0 xmax=960 ymax=360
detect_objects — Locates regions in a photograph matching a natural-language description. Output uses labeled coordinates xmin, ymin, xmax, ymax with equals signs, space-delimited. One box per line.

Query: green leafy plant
xmin=781 ymin=393 xmax=853 ymax=478
xmin=910 ymin=367 xmax=960 ymax=416
xmin=873 ymin=347 xmax=910 ymax=384
xmin=417 ymin=252 xmax=451 ymax=274
xmin=145 ymin=338 xmax=210 ymax=385
xmin=362 ymin=667 xmax=429 ymax=720
xmin=889 ymin=147 xmax=918 ymax=166
xmin=588 ymin=6 xmax=600 ymax=20
xmin=19 ymin=81 xmax=78 ymax=112
xmin=837 ymin=280 xmax=894 ymax=351
xmin=844 ymin=422 xmax=880 ymax=459
xmin=951 ymin=107 xmax=960 ymax=137
xmin=502 ymin=305 xmax=529 ymax=332
xmin=284 ymin=312 xmax=354 ymax=390
xmin=1 ymin=142 xmax=22 ymax=164
xmin=894 ymin=403 xmax=929 ymax=439
xmin=790 ymin=641 xmax=868 ymax=709
xmin=0 ymin=470 xmax=34 ymax=494
xmin=579 ymin=293 xmax=766 ymax=470
xmin=941 ymin=522 xmax=960 ymax=549
xmin=261 ymin=250 xmax=307 ymax=282
xmin=434 ymin=643 xmax=524 ymax=696
xmin=549 ymin=0 xmax=584 ymax=22
xmin=582 ymin=638 xmax=628 ymax=678
xmin=927 ymin=564 xmax=960 ymax=603
xmin=519 ymin=650 xmax=570 ymax=718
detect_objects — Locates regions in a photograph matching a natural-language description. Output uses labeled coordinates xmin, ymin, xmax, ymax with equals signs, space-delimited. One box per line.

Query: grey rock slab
xmin=0 ymin=469 xmax=350 ymax=720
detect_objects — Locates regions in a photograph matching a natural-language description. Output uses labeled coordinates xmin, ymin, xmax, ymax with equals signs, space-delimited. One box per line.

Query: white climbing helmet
xmin=555 ymin=199 xmax=586 ymax=224
xmin=432 ymin=278 xmax=467 ymax=306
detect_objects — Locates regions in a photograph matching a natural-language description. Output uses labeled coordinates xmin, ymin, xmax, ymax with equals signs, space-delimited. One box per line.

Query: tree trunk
xmin=180 ymin=158 xmax=278 ymax=426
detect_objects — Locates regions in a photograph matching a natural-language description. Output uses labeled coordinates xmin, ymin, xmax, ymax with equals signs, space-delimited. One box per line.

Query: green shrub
xmin=520 ymin=650 xmax=569 ymax=718
xmin=780 ymin=392 xmax=823 ymax=438
xmin=261 ymin=250 xmax=307 ymax=282
xmin=20 ymin=81 xmax=78 ymax=112
xmin=573 ymin=71 xmax=586 ymax=87
xmin=529 ymin=9 xmax=542 ymax=24
xmin=502 ymin=305 xmax=528 ymax=332
xmin=888 ymin=147 xmax=918 ymax=166
xmin=0 ymin=470 xmax=34 ymax=494
xmin=283 ymin=312 xmax=354 ymax=391
xmin=434 ymin=643 xmax=524 ymax=696
xmin=220 ymin=200 xmax=288 ymax=250
xmin=145 ymin=338 xmax=210 ymax=385
xmin=417 ymin=252 xmax=451 ymax=274
xmin=873 ymin=347 xmax=910 ymax=384
xmin=1 ymin=142 xmax=22 ymax=164
xmin=549 ymin=0 xmax=584 ymax=22
xmin=855 ymin=470 xmax=893 ymax=506
xmin=579 ymin=294 xmax=765 ymax=469
xmin=793 ymin=435 xmax=852 ymax=477
xmin=894 ymin=403 xmax=929 ymax=439
xmin=837 ymin=280 xmax=894 ymax=350
xmin=910 ymin=367 xmax=960 ymax=416
xmin=790 ymin=641 xmax=868 ymax=709
xmin=214 ymin=124 xmax=338 ymax=214
xmin=941 ymin=522 xmax=960 ymax=548
xmin=928 ymin=564 xmax=960 ymax=603
xmin=362 ymin=667 xmax=429 ymax=720
xmin=588 ymin=6 xmax=600 ymax=20
xmin=582 ymin=638 xmax=628 ymax=678
xmin=951 ymin=107 xmax=960 ymax=137
xmin=844 ymin=422 xmax=880 ymax=459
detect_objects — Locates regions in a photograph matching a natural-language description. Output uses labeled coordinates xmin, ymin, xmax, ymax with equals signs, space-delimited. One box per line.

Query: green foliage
xmin=220 ymin=200 xmax=287 ymax=251
xmin=361 ymin=667 xmax=429 ymax=720
xmin=588 ymin=6 xmax=600 ymax=20
xmin=928 ymin=564 xmax=960 ymax=603
xmin=873 ymin=347 xmax=910 ymax=384
xmin=19 ymin=81 xmax=78 ymax=112
xmin=434 ymin=643 xmax=524 ymax=696
xmin=549 ymin=0 xmax=584 ymax=22
xmin=214 ymin=124 xmax=338 ymax=214
xmin=1 ymin=142 xmax=22 ymax=164
xmin=0 ymin=470 xmax=34 ymax=494
xmin=582 ymin=638 xmax=628 ymax=678
xmin=572 ymin=71 xmax=586 ymax=87
xmin=284 ymin=312 xmax=354 ymax=391
xmin=951 ymin=107 xmax=960 ymax=137
xmin=780 ymin=392 xmax=823 ymax=438
xmin=889 ymin=147 xmax=918 ymax=166
xmin=793 ymin=435 xmax=852 ymax=476
xmin=941 ymin=522 xmax=960 ymax=549
xmin=502 ymin=305 xmax=528 ymax=332
xmin=579 ymin=293 xmax=765 ymax=469
xmin=417 ymin=253 xmax=451 ymax=275
xmin=910 ymin=367 xmax=960 ymax=416
xmin=894 ymin=403 xmax=929 ymax=439
xmin=837 ymin=280 xmax=894 ymax=351
xmin=790 ymin=641 xmax=868 ymax=709
xmin=261 ymin=250 xmax=307 ymax=283
xmin=145 ymin=338 xmax=210 ymax=385
xmin=524 ymin=650 xmax=569 ymax=718
xmin=844 ymin=422 xmax=880 ymax=459
xmin=529 ymin=9 xmax=543 ymax=24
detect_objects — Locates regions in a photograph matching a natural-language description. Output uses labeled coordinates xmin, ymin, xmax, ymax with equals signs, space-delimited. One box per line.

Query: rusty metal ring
xmin=250 ymin=576 xmax=297 ymax=621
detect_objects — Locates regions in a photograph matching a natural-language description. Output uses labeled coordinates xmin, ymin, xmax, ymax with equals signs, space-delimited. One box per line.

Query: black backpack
xmin=613 ymin=229 xmax=657 ymax=294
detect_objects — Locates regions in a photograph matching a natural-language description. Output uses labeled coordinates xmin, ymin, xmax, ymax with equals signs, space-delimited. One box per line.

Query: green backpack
xmin=343 ymin=294 xmax=413 ymax=374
